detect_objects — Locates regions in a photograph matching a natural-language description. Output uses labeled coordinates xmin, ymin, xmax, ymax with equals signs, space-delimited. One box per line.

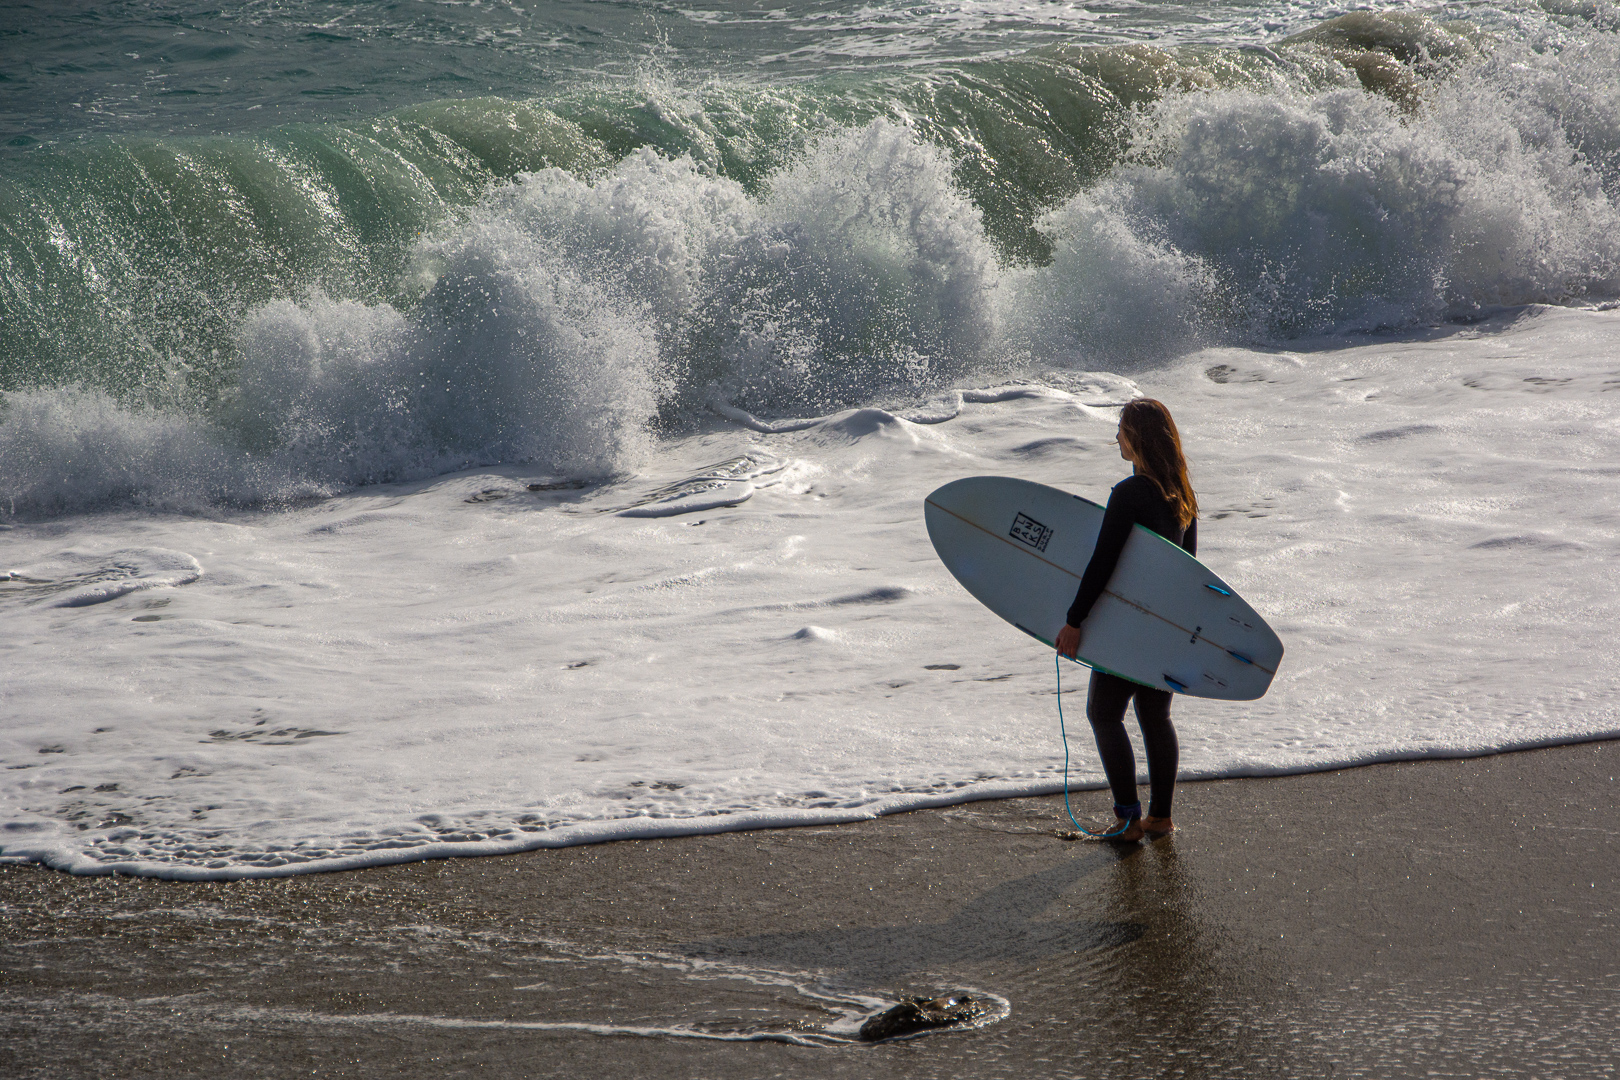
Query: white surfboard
xmin=924 ymin=476 xmax=1282 ymax=700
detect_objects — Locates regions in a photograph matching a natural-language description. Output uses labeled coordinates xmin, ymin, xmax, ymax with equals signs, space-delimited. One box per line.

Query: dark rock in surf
xmin=857 ymin=994 xmax=988 ymax=1042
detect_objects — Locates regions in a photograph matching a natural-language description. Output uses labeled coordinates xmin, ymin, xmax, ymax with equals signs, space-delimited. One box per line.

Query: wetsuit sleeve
xmin=1182 ymin=517 xmax=1197 ymax=557
xmin=1065 ymin=483 xmax=1139 ymax=627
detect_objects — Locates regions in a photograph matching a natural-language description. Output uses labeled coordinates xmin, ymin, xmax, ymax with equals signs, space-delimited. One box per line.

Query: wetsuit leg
xmin=1132 ymin=688 xmax=1179 ymax=818
xmin=1086 ymin=671 xmax=1140 ymax=812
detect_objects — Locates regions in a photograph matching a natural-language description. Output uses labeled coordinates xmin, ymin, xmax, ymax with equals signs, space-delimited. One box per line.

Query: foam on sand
xmin=4 ymin=6 xmax=1620 ymax=877
xmin=3 ymin=306 xmax=1617 ymax=878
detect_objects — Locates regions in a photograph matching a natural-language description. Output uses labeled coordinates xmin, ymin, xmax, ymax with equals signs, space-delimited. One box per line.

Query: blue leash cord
xmin=1056 ymin=652 xmax=1135 ymax=840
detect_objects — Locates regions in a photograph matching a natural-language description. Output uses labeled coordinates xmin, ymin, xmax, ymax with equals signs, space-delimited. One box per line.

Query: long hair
xmin=1119 ymin=398 xmax=1198 ymax=528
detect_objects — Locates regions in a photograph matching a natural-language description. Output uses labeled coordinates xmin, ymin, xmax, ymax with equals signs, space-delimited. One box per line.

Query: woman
xmin=1055 ymin=398 xmax=1198 ymax=843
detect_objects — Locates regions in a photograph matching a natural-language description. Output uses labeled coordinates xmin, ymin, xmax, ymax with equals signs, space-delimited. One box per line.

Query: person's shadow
xmin=681 ymin=847 xmax=1144 ymax=983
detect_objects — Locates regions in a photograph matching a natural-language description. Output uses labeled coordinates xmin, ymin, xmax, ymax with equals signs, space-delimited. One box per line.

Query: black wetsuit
xmin=1066 ymin=474 xmax=1197 ymax=820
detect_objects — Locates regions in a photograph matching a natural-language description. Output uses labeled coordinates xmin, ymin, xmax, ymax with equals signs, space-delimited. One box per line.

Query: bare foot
xmin=1142 ymin=815 xmax=1175 ymax=839
xmin=1080 ymin=817 xmax=1143 ymax=842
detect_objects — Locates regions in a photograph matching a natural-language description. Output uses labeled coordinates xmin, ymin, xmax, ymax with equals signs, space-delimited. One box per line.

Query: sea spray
xmin=225 ymin=238 xmax=665 ymax=488
xmin=1005 ymin=188 xmax=1216 ymax=367
xmin=5 ymin=9 xmax=1620 ymax=519
xmin=1022 ymin=38 xmax=1620 ymax=342
xmin=434 ymin=125 xmax=1004 ymax=414
xmin=706 ymin=120 xmax=1003 ymax=413
xmin=0 ymin=10 xmax=1443 ymax=401
xmin=0 ymin=386 xmax=259 ymax=517
xmin=1 ymin=123 xmax=1007 ymax=517
xmin=1 ymin=233 xmax=667 ymax=516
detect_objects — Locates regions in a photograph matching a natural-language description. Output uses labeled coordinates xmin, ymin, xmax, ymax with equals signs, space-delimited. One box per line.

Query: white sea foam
xmin=722 ymin=120 xmax=1003 ymax=408
xmin=1040 ymin=42 xmax=1620 ymax=339
xmin=4 ymin=14 xmax=1620 ymax=876
xmin=3 ymin=305 xmax=1618 ymax=878
xmin=4 ymin=548 xmax=202 ymax=608
xmin=0 ymin=123 xmax=1014 ymax=518
xmin=0 ymin=221 xmax=669 ymax=517
xmin=9 ymin=40 xmax=1620 ymax=517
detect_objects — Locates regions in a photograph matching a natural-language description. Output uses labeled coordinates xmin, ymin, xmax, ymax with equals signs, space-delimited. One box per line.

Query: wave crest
xmin=5 ymin=12 xmax=1620 ymax=518
xmin=1042 ymin=47 xmax=1620 ymax=338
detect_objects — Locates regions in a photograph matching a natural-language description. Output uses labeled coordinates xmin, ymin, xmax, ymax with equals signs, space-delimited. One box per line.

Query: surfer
xmin=1055 ymin=399 xmax=1198 ymax=842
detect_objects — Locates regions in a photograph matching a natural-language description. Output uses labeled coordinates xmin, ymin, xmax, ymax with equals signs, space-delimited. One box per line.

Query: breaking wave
xmin=3 ymin=7 xmax=1618 ymax=518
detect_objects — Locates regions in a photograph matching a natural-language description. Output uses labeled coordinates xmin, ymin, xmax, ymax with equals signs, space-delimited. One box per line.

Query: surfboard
xmin=924 ymin=475 xmax=1282 ymax=701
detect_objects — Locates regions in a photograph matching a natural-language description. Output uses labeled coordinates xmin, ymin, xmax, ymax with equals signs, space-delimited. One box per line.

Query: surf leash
xmin=1055 ymin=653 xmax=1137 ymax=840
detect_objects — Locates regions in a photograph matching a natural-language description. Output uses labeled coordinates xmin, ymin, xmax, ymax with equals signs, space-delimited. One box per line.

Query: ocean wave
xmin=1054 ymin=76 xmax=1620 ymax=337
xmin=3 ymin=8 xmax=1618 ymax=518
xmin=0 ymin=8 xmax=1470 ymax=398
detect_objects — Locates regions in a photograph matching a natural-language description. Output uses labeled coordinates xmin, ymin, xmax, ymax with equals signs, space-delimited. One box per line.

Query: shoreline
xmin=4 ymin=740 xmax=1617 ymax=1078
xmin=13 ymin=726 xmax=1620 ymax=882
xmin=9 ymin=303 xmax=1620 ymax=884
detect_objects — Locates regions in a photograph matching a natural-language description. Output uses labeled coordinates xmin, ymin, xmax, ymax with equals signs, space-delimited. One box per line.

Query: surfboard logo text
xmin=1009 ymin=512 xmax=1053 ymax=553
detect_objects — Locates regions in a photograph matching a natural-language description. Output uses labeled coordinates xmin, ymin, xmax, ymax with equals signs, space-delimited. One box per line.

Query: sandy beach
xmin=6 ymin=5 xmax=1620 ymax=1077
xmin=4 ymin=740 xmax=1615 ymax=1079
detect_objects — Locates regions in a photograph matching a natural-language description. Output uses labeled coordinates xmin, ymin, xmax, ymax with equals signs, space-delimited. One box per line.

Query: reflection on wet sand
xmin=4 ymin=744 xmax=1617 ymax=1078
xmin=1075 ymin=838 xmax=1315 ymax=1076
xmin=691 ymin=847 xmax=1141 ymax=980
xmin=692 ymin=830 xmax=1324 ymax=1074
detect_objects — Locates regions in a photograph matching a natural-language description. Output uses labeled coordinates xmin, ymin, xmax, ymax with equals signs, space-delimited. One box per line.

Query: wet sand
xmin=3 ymin=740 xmax=1617 ymax=1079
